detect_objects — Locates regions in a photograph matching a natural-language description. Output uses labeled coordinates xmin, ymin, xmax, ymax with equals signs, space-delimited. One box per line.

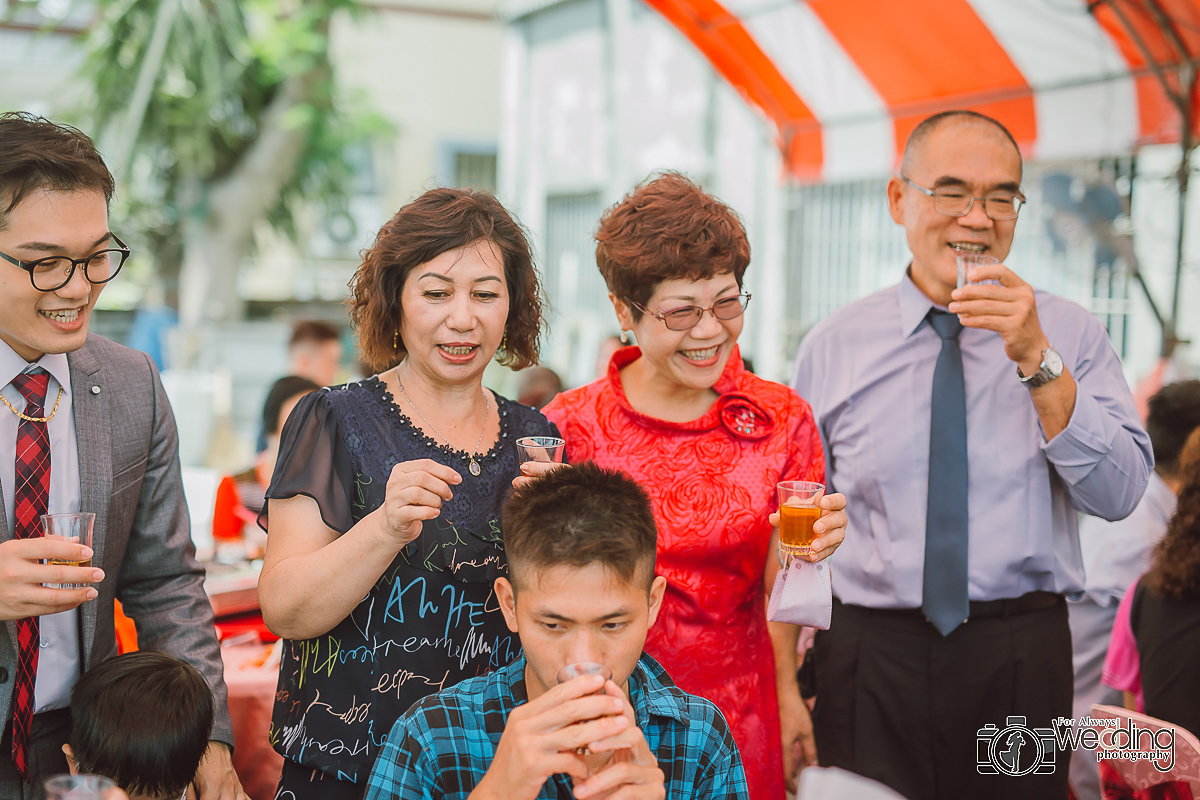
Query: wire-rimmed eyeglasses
xmin=0 ymin=234 xmax=131 ymax=292
xmin=900 ymin=176 xmax=1025 ymax=221
xmin=628 ymin=292 xmax=751 ymax=331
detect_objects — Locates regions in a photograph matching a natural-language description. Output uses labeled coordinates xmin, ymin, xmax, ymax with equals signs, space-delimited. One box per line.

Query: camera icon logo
xmin=977 ymin=716 xmax=1057 ymax=776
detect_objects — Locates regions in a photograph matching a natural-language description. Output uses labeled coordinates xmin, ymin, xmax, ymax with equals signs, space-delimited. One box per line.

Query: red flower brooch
xmin=717 ymin=393 xmax=774 ymax=440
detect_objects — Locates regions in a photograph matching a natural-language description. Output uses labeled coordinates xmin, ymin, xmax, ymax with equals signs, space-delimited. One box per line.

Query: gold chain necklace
xmin=0 ymin=385 xmax=64 ymax=423
xmin=394 ymin=369 xmax=490 ymax=476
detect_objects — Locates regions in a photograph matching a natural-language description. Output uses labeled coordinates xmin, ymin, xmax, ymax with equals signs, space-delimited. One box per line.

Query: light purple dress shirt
xmin=792 ymin=272 xmax=1153 ymax=609
xmin=1 ymin=341 xmax=82 ymax=713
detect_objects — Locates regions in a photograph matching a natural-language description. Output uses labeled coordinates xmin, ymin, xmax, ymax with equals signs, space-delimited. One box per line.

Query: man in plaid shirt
xmin=365 ymin=463 xmax=749 ymax=800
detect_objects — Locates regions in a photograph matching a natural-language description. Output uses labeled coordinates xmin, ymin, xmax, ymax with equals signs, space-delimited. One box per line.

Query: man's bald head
xmin=901 ymin=110 xmax=1023 ymax=180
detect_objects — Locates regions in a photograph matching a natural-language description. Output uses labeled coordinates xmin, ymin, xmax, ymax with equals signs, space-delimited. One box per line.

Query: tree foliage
xmin=79 ymin=0 xmax=388 ymax=318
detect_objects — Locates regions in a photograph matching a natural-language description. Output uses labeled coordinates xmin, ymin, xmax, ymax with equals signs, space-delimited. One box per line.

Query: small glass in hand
xmin=41 ymin=512 xmax=96 ymax=590
xmin=955 ymin=253 xmax=1001 ymax=289
xmin=516 ymin=436 xmax=565 ymax=465
xmin=557 ymin=662 xmax=613 ymax=755
xmin=776 ymin=481 xmax=825 ymax=559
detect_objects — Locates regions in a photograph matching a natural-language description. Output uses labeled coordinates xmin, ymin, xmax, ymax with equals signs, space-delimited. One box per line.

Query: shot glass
xmin=557 ymin=662 xmax=613 ymax=755
xmin=44 ymin=774 xmax=117 ymax=800
xmin=41 ymin=512 xmax=96 ymax=590
xmin=776 ymin=481 xmax=825 ymax=559
xmin=955 ymin=252 xmax=1001 ymax=289
xmin=516 ymin=436 xmax=566 ymax=464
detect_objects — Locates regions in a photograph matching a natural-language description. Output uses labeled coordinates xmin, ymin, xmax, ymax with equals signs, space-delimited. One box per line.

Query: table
xmin=221 ymin=642 xmax=284 ymax=800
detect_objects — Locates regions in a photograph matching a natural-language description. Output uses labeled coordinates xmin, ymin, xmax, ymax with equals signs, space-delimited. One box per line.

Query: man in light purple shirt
xmin=792 ymin=111 xmax=1151 ymax=800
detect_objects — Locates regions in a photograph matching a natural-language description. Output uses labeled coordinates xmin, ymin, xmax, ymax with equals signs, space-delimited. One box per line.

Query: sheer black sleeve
xmin=258 ymin=389 xmax=355 ymax=535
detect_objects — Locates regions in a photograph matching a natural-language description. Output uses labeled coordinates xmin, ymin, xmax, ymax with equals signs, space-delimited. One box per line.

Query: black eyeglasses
xmin=0 ymin=234 xmax=131 ymax=292
xmin=628 ymin=293 xmax=751 ymax=331
xmin=900 ymin=176 xmax=1025 ymax=221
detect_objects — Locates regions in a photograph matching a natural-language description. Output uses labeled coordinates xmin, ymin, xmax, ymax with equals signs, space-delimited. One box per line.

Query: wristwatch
xmin=1017 ymin=347 xmax=1064 ymax=388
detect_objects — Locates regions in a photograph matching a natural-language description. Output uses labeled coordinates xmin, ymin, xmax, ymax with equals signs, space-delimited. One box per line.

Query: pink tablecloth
xmin=222 ymin=644 xmax=284 ymax=800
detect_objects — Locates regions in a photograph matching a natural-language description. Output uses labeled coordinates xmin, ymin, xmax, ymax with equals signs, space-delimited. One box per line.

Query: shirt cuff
xmin=1039 ymin=386 xmax=1116 ymax=482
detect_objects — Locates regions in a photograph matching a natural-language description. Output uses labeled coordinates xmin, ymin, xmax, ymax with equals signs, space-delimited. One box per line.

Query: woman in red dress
xmin=541 ymin=173 xmax=847 ymax=799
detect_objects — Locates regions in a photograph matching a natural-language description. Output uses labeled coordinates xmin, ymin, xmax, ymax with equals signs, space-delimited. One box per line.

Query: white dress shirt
xmin=0 ymin=339 xmax=82 ymax=713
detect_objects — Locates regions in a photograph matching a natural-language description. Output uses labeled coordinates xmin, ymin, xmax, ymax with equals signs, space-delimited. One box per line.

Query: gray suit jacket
xmin=0 ymin=334 xmax=233 ymax=744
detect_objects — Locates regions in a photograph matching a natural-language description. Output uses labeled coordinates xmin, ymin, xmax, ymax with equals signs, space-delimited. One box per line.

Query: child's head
xmin=65 ymin=651 xmax=214 ymax=800
xmin=497 ymin=462 xmax=666 ymax=698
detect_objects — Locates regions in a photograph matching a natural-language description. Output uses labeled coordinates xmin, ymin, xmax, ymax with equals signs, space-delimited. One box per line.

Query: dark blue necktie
xmin=924 ymin=310 xmax=969 ymax=636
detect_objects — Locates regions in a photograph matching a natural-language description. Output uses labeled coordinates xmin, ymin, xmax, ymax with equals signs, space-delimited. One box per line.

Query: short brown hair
xmin=348 ymin=188 xmax=543 ymax=373
xmin=0 ymin=112 xmax=115 ymax=231
xmin=289 ymin=319 xmax=340 ymax=349
xmin=503 ymin=462 xmax=657 ymax=592
xmin=1146 ymin=380 xmax=1200 ymax=477
xmin=594 ymin=172 xmax=750 ymax=320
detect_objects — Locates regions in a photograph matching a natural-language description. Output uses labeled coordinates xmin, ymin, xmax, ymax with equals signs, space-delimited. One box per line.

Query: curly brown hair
xmin=594 ymin=172 xmax=750 ymax=320
xmin=348 ymin=188 xmax=543 ymax=374
xmin=1145 ymin=428 xmax=1200 ymax=600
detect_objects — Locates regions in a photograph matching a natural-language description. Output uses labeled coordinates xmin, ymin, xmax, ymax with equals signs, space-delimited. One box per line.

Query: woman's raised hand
xmin=380 ymin=459 xmax=463 ymax=545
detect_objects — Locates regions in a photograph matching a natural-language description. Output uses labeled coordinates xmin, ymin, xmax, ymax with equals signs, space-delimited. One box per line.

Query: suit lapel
xmin=68 ymin=337 xmax=110 ymax=668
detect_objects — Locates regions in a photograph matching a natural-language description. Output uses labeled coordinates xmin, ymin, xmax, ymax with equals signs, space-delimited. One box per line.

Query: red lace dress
xmin=542 ymin=346 xmax=825 ymax=800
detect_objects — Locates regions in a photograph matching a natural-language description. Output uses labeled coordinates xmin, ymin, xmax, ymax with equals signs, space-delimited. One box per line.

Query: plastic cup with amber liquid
xmin=776 ymin=481 xmax=825 ymax=560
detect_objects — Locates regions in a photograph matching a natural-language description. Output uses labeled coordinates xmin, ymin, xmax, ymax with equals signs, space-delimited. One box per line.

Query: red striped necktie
xmin=10 ymin=368 xmax=50 ymax=782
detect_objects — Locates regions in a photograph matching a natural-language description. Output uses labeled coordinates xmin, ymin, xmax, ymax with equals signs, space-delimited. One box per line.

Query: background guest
xmin=1129 ymin=428 xmax=1200 ymax=736
xmin=1069 ymin=379 xmax=1200 ymax=798
xmin=542 ymin=173 xmax=847 ymax=800
xmin=256 ymin=187 xmax=558 ymax=799
xmin=516 ymin=365 xmax=562 ymax=410
xmin=287 ymin=320 xmax=343 ymax=389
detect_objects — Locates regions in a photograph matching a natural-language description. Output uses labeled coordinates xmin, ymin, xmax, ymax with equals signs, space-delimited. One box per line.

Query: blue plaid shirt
xmin=365 ymin=653 xmax=749 ymax=799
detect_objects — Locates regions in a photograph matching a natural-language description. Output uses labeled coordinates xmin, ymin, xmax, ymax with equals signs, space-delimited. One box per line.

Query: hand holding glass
xmin=557 ymin=662 xmax=613 ymax=755
xmin=776 ymin=482 xmax=825 ymax=558
xmin=42 ymin=512 xmax=95 ymax=589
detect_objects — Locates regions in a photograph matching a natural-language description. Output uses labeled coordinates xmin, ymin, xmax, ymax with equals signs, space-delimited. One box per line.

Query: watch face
xmin=1043 ymin=348 xmax=1064 ymax=375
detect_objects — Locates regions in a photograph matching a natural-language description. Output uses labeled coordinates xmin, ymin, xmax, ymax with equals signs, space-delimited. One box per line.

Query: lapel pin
xmin=90 ymin=386 xmax=101 ymax=394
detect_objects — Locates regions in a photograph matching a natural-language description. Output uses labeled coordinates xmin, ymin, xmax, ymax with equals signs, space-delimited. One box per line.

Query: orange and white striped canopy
xmin=645 ymin=0 xmax=1200 ymax=181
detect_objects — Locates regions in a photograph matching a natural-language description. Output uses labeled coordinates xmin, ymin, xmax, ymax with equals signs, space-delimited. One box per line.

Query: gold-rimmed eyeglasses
xmin=628 ymin=292 xmax=751 ymax=331
xmin=0 ymin=234 xmax=131 ymax=292
xmin=900 ymin=176 xmax=1025 ymax=221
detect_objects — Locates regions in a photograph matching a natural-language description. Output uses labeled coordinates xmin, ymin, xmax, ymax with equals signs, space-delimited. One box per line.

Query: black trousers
xmin=0 ymin=708 xmax=73 ymax=800
xmin=811 ymin=596 xmax=1073 ymax=800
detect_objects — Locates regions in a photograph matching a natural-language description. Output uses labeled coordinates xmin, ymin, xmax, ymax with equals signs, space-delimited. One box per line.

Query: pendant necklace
xmin=395 ymin=370 xmax=489 ymax=476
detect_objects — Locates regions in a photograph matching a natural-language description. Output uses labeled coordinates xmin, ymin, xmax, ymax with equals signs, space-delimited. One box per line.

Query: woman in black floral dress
xmin=257 ymin=188 xmax=558 ymax=799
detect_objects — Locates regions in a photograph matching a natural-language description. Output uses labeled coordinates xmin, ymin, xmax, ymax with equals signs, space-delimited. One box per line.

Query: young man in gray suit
xmin=0 ymin=112 xmax=246 ymax=799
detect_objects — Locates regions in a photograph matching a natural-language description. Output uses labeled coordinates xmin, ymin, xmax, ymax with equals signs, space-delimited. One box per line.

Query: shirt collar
xmin=0 ymin=338 xmax=71 ymax=395
xmin=502 ymin=652 xmax=690 ymax=726
xmin=897 ymin=266 xmax=947 ymax=339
